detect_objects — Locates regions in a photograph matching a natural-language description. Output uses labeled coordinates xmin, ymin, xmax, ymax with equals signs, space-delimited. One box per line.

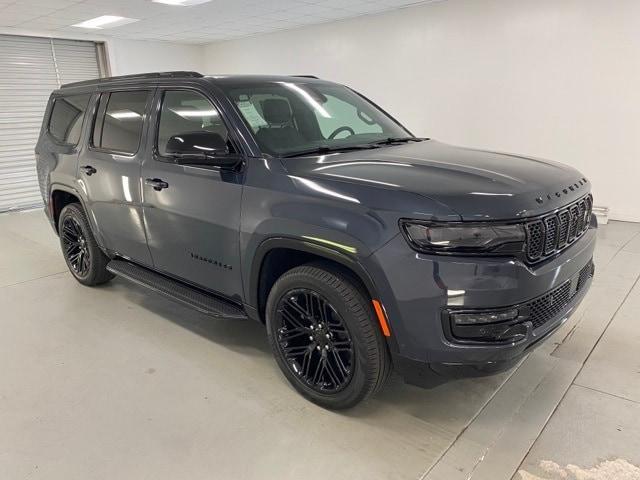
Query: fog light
xmin=451 ymin=308 xmax=519 ymax=325
xmin=449 ymin=308 xmax=528 ymax=342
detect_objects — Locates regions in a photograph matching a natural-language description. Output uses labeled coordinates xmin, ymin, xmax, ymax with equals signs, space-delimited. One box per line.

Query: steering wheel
xmin=328 ymin=126 xmax=355 ymax=140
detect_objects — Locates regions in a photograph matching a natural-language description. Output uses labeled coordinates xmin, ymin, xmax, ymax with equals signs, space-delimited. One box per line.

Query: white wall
xmin=203 ymin=0 xmax=640 ymax=222
xmin=107 ymin=38 xmax=202 ymax=76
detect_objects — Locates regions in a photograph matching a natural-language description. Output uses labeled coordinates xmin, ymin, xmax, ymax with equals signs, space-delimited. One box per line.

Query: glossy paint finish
xmin=76 ymin=91 xmax=155 ymax=265
xmin=140 ymin=87 xmax=245 ymax=300
xmin=35 ymin=73 xmax=596 ymax=383
xmin=280 ymin=140 xmax=591 ymax=221
xmin=36 ymin=96 xmax=89 ymax=231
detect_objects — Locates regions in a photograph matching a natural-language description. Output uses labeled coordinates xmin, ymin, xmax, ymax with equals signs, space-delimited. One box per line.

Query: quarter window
xmin=48 ymin=94 xmax=91 ymax=145
xmin=93 ymin=91 xmax=149 ymax=154
xmin=157 ymin=90 xmax=229 ymax=157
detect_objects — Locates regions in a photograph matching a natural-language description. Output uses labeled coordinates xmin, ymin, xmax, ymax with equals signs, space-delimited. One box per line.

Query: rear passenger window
xmin=93 ymin=90 xmax=149 ymax=154
xmin=48 ymin=94 xmax=91 ymax=145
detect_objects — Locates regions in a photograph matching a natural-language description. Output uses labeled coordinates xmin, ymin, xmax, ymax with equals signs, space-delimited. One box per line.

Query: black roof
xmin=61 ymin=71 xmax=323 ymax=89
xmin=61 ymin=71 xmax=203 ymax=88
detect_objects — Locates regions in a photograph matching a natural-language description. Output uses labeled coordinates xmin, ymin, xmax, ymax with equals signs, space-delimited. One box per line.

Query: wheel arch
xmin=248 ymin=237 xmax=379 ymax=324
xmin=49 ymin=184 xmax=85 ymax=233
xmin=48 ymin=185 xmax=106 ymax=251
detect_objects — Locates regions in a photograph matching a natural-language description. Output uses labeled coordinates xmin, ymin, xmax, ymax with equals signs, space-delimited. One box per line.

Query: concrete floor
xmin=0 ymin=210 xmax=638 ymax=480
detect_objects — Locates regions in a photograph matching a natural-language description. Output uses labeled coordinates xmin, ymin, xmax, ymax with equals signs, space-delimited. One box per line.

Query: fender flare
xmin=48 ymin=183 xmax=87 ymax=230
xmin=247 ymin=236 xmax=402 ymax=358
xmin=48 ymin=184 xmax=106 ymax=251
xmin=247 ymin=236 xmax=379 ymax=309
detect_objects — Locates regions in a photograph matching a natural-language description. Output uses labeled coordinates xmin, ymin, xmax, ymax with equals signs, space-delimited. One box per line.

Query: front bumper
xmin=365 ymin=222 xmax=597 ymax=386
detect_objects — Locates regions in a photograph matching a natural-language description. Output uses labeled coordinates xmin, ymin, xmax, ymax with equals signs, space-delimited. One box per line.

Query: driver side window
xmin=157 ymin=90 xmax=229 ymax=156
xmin=314 ymin=94 xmax=383 ymax=139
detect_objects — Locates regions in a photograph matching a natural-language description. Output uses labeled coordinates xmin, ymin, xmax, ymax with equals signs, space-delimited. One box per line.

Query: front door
xmin=78 ymin=89 xmax=154 ymax=265
xmin=141 ymin=88 xmax=244 ymax=301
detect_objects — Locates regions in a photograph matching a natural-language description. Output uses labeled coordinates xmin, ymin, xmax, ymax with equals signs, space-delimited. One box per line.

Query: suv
xmin=36 ymin=71 xmax=596 ymax=409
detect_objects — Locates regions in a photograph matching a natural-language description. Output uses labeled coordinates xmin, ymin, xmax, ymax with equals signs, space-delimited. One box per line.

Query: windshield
xmin=222 ymin=81 xmax=412 ymax=157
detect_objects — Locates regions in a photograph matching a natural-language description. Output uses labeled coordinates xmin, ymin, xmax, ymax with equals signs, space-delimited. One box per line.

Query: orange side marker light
xmin=372 ymin=299 xmax=391 ymax=337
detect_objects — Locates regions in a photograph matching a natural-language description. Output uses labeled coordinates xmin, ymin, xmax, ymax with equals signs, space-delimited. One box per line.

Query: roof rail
xmin=291 ymin=75 xmax=319 ymax=79
xmin=61 ymin=71 xmax=204 ymax=89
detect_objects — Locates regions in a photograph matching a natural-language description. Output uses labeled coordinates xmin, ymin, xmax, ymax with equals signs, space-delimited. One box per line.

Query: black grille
xmin=525 ymin=260 xmax=594 ymax=329
xmin=525 ymin=194 xmax=592 ymax=262
xmin=557 ymin=210 xmax=570 ymax=248
xmin=525 ymin=221 xmax=544 ymax=259
xmin=568 ymin=204 xmax=580 ymax=241
xmin=577 ymin=201 xmax=586 ymax=231
xmin=543 ymin=216 xmax=558 ymax=255
xmin=576 ymin=259 xmax=593 ymax=291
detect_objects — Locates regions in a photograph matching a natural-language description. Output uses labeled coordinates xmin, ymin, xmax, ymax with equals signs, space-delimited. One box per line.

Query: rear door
xmin=141 ymin=87 xmax=244 ymax=300
xmin=78 ymin=88 xmax=154 ymax=265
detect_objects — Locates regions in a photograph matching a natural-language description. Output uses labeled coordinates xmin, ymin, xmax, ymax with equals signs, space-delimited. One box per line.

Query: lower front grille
xmin=525 ymin=260 xmax=594 ymax=329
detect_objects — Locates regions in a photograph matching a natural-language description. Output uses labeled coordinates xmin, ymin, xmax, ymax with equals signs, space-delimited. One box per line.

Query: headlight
xmin=400 ymin=220 xmax=525 ymax=254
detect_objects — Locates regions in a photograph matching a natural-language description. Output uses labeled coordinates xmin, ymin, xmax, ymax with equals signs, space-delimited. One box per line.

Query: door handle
xmin=80 ymin=165 xmax=97 ymax=176
xmin=145 ymin=178 xmax=169 ymax=191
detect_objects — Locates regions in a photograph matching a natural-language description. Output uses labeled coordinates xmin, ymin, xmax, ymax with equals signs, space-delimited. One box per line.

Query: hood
xmin=280 ymin=140 xmax=591 ymax=221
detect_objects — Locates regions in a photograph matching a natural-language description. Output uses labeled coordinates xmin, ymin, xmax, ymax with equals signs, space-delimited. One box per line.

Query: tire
xmin=266 ymin=263 xmax=391 ymax=409
xmin=58 ymin=203 xmax=114 ymax=286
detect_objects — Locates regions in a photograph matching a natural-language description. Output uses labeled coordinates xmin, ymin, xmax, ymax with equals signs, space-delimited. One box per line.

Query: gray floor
xmin=0 ymin=210 xmax=638 ymax=480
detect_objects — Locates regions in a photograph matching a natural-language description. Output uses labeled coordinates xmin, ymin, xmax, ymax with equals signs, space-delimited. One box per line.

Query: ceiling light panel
xmin=72 ymin=15 xmax=139 ymax=29
xmin=152 ymin=0 xmax=212 ymax=5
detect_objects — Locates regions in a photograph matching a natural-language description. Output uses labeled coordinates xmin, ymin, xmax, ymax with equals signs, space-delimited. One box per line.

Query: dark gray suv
xmin=36 ymin=71 xmax=596 ymax=408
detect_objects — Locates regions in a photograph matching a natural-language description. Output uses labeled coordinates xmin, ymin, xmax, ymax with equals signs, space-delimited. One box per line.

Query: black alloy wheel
xmin=61 ymin=216 xmax=91 ymax=276
xmin=266 ymin=264 xmax=391 ymax=409
xmin=58 ymin=203 xmax=114 ymax=286
xmin=274 ymin=289 xmax=354 ymax=393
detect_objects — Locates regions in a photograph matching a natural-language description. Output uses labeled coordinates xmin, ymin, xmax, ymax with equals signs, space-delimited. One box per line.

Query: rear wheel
xmin=59 ymin=203 xmax=114 ymax=286
xmin=266 ymin=263 xmax=391 ymax=409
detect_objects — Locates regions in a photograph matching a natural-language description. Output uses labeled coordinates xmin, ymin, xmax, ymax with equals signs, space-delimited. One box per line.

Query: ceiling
xmin=0 ymin=0 xmax=436 ymax=44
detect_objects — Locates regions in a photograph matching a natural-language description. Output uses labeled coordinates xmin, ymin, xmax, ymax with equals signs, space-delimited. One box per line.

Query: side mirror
xmin=165 ymin=132 xmax=242 ymax=168
xmin=166 ymin=131 xmax=227 ymax=155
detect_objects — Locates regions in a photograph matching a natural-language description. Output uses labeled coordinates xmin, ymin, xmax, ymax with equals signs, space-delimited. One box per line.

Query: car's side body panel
xmin=75 ymin=88 xmax=155 ymax=265
xmin=37 ymin=95 xmax=90 ymax=232
xmin=139 ymin=85 xmax=246 ymax=300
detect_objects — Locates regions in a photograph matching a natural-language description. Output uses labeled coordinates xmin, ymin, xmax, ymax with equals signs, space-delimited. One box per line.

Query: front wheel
xmin=266 ymin=264 xmax=391 ymax=409
xmin=58 ymin=203 xmax=114 ymax=286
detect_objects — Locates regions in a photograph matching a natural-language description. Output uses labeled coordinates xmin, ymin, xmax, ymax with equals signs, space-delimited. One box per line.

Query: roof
xmin=61 ymin=71 xmax=325 ymax=89
xmin=61 ymin=71 xmax=204 ymax=89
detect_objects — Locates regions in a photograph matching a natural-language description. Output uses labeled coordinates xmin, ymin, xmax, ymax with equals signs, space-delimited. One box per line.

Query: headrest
xmin=261 ymin=99 xmax=292 ymax=125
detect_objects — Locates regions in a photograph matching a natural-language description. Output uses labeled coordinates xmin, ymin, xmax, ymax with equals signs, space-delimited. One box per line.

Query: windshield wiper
xmin=280 ymin=144 xmax=380 ymax=158
xmin=372 ymin=137 xmax=428 ymax=145
xmin=279 ymin=137 xmax=428 ymax=158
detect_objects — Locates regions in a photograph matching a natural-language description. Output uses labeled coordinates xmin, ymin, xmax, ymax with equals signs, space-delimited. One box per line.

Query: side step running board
xmin=107 ymin=259 xmax=247 ymax=320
